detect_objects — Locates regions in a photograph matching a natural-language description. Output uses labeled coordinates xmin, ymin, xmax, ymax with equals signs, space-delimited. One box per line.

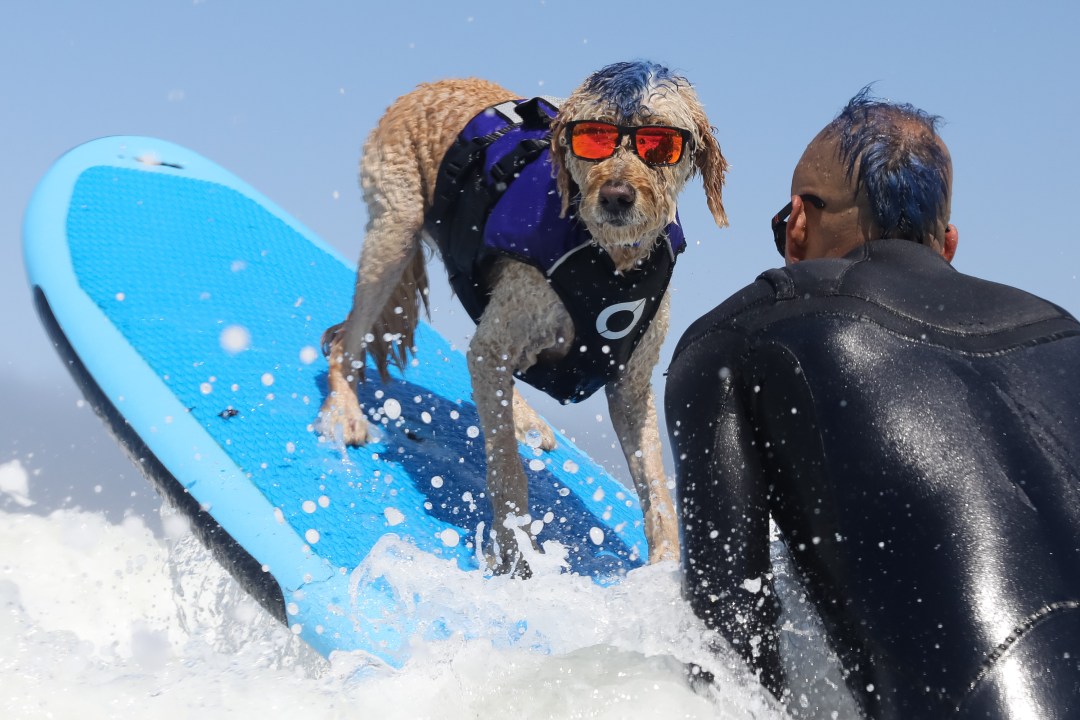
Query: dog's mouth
xmin=596 ymin=213 xmax=635 ymax=228
xmin=588 ymin=202 xmax=653 ymax=233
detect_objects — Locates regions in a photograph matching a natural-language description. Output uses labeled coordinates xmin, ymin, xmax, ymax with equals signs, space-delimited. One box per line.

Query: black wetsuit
xmin=665 ymin=239 xmax=1080 ymax=718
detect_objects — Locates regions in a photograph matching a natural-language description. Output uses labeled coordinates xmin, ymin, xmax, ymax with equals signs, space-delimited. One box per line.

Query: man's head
xmin=778 ymin=88 xmax=958 ymax=264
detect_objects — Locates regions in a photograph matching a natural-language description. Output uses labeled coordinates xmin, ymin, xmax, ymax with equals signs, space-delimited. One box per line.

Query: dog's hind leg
xmin=319 ymin=319 xmax=369 ymax=445
xmin=318 ymin=140 xmax=428 ymax=447
xmin=511 ymin=388 xmax=556 ymax=451
xmin=605 ymin=293 xmax=679 ymax=563
xmin=318 ymin=79 xmax=517 ymax=448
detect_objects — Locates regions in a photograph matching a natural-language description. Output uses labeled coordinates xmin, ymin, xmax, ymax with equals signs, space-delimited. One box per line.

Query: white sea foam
xmin=0 ymin=457 xmax=859 ymax=719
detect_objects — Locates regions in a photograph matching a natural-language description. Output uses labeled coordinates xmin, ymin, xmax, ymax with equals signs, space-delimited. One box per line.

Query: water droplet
xmin=382 ymin=398 xmax=402 ymax=420
xmin=220 ymin=325 xmax=251 ymax=354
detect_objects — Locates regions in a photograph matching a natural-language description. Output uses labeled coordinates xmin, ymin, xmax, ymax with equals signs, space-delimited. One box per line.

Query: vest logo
xmin=596 ymin=298 xmax=646 ymax=340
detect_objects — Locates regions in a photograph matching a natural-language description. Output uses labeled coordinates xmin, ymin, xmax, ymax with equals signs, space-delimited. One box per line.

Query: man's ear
xmin=942 ymin=223 xmax=958 ymax=262
xmin=785 ymin=195 xmax=809 ymax=264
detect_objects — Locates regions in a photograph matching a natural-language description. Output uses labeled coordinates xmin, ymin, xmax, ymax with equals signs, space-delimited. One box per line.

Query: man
xmin=666 ymin=89 xmax=1080 ymax=718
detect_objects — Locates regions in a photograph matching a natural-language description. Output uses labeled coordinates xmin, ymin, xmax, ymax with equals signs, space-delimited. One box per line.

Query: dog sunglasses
xmin=771 ymin=194 xmax=826 ymax=256
xmin=565 ymin=121 xmax=692 ymax=167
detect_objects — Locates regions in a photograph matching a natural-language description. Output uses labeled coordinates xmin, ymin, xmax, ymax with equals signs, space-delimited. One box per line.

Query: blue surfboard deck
xmin=23 ymin=136 xmax=648 ymax=664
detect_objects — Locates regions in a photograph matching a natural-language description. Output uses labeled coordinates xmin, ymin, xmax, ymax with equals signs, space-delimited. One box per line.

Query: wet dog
xmin=318 ymin=61 xmax=728 ymax=576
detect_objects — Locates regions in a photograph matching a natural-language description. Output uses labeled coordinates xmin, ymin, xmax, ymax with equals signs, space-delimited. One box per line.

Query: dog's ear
xmin=689 ymin=100 xmax=729 ymax=229
xmin=548 ymin=109 xmax=576 ymax=218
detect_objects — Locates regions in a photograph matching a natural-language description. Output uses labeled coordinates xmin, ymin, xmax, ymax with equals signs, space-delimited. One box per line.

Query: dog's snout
xmin=599 ymin=181 xmax=637 ymax=212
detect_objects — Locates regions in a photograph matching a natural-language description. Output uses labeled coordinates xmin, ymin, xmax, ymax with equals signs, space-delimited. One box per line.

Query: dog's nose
xmin=598 ymin=181 xmax=636 ymax=212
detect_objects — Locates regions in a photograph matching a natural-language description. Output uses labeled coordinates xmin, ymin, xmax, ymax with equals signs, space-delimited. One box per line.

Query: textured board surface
xmin=24 ymin=136 xmax=648 ymax=664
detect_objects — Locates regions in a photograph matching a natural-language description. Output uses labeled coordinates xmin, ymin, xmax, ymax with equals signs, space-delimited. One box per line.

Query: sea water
xmin=0 ymin=458 xmax=856 ymax=719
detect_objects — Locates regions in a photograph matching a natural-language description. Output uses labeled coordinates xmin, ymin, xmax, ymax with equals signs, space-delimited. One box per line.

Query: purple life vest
xmin=424 ymin=97 xmax=685 ymax=403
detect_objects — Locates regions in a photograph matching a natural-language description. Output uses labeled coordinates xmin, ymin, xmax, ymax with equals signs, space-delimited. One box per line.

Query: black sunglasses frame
xmin=771 ymin=194 xmax=827 ymax=256
xmin=564 ymin=120 xmax=693 ymax=167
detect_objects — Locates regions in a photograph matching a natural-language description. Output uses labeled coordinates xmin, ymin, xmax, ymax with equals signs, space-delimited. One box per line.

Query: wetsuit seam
xmin=680 ymin=289 xmax=1074 ymax=365
xmin=759 ymin=301 xmax=1080 ymax=357
xmin=959 ymin=600 xmax=1080 ymax=712
xmin=811 ymin=291 xmax=1073 ymax=340
xmin=834 ymin=249 xmax=866 ymax=288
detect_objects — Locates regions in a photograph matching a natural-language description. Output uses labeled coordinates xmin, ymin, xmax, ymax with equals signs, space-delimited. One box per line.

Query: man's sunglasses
xmin=771 ymin=194 xmax=826 ymax=256
xmin=565 ymin=120 xmax=692 ymax=167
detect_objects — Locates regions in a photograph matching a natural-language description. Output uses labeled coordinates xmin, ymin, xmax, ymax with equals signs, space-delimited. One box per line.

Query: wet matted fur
xmin=318 ymin=61 xmax=728 ymax=576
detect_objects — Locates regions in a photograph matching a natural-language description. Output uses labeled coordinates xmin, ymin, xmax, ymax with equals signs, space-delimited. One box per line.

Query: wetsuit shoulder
xmin=670 ymin=249 xmax=862 ymax=367
xmin=674 ymin=239 xmax=1080 ymax=371
xmin=671 ymin=271 xmax=788 ymax=359
xmin=832 ymin=239 xmax=1077 ymax=336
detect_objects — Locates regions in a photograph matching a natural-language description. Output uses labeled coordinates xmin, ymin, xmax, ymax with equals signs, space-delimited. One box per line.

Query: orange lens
xmin=635 ymin=127 xmax=684 ymax=165
xmin=570 ymin=122 xmax=620 ymax=160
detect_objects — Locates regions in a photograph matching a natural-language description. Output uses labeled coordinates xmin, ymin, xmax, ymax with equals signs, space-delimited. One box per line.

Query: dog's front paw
xmin=316 ymin=393 xmax=370 ymax=447
xmin=487 ymin=548 xmax=533 ymax=579
xmin=486 ymin=521 xmax=541 ymax=579
xmin=644 ymin=509 xmax=681 ymax=564
xmin=646 ymin=538 xmax=680 ymax=564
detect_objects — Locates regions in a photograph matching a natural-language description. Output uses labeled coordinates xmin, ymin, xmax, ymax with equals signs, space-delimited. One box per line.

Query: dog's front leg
xmin=468 ymin=327 xmax=534 ymax=578
xmin=607 ymin=376 xmax=679 ymax=563
xmin=466 ymin=261 xmax=567 ymax=577
xmin=605 ymin=295 xmax=679 ymax=563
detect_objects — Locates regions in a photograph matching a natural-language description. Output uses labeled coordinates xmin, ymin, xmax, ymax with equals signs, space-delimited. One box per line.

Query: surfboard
xmin=23 ymin=136 xmax=648 ymax=665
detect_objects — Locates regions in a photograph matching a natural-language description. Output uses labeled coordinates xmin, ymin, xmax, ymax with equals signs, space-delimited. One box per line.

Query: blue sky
xmin=3 ymin=1 xmax=1079 ymax=510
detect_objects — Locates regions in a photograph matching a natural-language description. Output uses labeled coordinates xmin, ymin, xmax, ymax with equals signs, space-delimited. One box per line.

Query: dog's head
xmin=549 ymin=61 xmax=728 ymax=255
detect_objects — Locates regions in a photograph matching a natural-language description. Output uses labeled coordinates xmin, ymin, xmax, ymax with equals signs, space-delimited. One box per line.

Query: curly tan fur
xmin=318 ymin=68 xmax=727 ymax=576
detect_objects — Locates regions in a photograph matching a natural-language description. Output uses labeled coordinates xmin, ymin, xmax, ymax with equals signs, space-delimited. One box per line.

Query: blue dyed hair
xmin=580 ymin=61 xmax=688 ymax=121
xmin=828 ymin=87 xmax=950 ymax=244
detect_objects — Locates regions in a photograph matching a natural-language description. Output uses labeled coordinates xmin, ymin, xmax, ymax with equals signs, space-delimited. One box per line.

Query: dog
xmin=318 ymin=61 xmax=728 ymax=576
